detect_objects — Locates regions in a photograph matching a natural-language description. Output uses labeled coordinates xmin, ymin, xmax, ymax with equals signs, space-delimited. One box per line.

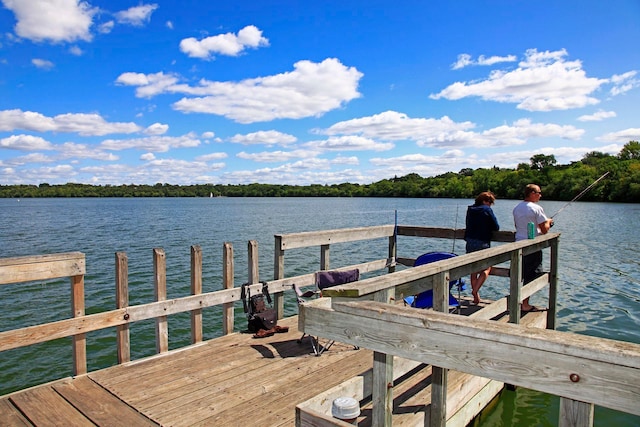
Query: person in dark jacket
xmin=464 ymin=191 xmax=500 ymax=304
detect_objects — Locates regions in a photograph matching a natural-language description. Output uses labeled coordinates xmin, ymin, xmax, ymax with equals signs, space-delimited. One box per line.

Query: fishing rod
xmin=550 ymin=171 xmax=610 ymax=219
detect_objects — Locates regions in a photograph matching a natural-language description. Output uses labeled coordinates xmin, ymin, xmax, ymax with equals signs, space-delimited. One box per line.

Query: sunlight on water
xmin=1 ymin=197 xmax=639 ymax=425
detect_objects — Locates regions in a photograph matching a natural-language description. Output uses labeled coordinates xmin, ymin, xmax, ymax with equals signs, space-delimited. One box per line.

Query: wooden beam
xmin=300 ymin=299 xmax=640 ymax=417
xmin=0 ymin=252 xmax=85 ymax=285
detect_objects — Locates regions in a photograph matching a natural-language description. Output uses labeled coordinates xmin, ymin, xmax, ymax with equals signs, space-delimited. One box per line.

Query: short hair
xmin=474 ymin=191 xmax=496 ymax=205
xmin=524 ymin=184 xmax=540 ymax=198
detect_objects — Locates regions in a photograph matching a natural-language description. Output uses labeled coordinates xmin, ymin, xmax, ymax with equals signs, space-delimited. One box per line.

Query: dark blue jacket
xmin=464 ymin=204 xmax=499 ymax=243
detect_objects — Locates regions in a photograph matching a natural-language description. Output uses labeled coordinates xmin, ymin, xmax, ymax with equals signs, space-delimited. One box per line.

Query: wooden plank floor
xmin=0 ymin=316 xmax=372 ymax=427
xmin=0 ymin=305 xmax=547 ymax=427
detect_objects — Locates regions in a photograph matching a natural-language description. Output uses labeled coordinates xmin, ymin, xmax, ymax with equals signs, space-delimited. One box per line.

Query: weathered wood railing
xmin=298 ymin=298 xmax=640 ymax=426
xmin=0 ymin=224 xmax=553 ymax=403
xmin=0 ymin=224 xmax=413 ymax=379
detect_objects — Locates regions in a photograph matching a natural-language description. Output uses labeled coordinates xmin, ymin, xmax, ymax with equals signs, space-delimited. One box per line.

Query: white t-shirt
xmin=512 ymin=201 xmax=549 ymax=241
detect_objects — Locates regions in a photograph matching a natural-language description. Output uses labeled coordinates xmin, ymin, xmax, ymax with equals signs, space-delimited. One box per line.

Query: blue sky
xmin=1 ymin=1 xmax=639 ymax=186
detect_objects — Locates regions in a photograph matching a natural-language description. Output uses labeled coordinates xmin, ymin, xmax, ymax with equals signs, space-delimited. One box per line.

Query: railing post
xmin=548 ymin=237 xmax=559 ymax=330
xmin=372 ymin=288 xmax=395 ymax=427
xmin=115 ymin=252 xmax=130 ymax=363
xmin=248 ymin=240 xmax=259 ymax=284
xmin=431 ymin=271 xmax=449 ymax=427
xmin=154 ymin=248 xmax=168 ymax=353
xmin=388 ymin=235 xmax=396 ymax=273
xmin=559 ymin=397 xmax=594 ymax=427
xmin=273 ymin=236 xmax=285 ymax=319
xmin=509 ymin=249 xmax=523 ymax=324
xmin=223 ymin=242 xmax=235 ymax=334
xmin=191 ymin=245 xmax=203 ymax=344
xmin=320 ymin=244 xmax=330 ymax=270
xmin=71 ymin=272 xmax=86 ymax=376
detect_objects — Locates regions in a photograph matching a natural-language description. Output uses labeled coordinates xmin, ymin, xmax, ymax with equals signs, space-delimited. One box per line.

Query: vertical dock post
xmin=154 ymin=248 xmax=168 ymax=353
xmin=273 ymin=236 xmax=285 ymax=319
xmin=116 ymin=252 xmax=130 ymax=363
xmin=223 ymin=242 xmax=235 ymax=334
xmin=191 ymin=245 xmax=203 ymax=344
xmin=509 ymin=249 xmax=523 ymax=324
xmin=71 ymin=271 xmax=86 ymax=375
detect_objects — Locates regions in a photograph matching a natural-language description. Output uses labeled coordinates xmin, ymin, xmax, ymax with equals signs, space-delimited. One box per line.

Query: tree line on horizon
xmin=2 ymin=141 xmax=639 ymax=203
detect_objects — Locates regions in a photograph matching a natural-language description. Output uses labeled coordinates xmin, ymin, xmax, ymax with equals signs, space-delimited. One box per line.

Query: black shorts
xmin=523 ymin=251 xmax=543 ymax=284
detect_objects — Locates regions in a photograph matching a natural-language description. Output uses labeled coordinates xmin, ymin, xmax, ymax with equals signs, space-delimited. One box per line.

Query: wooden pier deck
xmin=0 ymin=306 xmax=548 ymax=427
xmin=0 ymin=316 xmax=360 ymax=427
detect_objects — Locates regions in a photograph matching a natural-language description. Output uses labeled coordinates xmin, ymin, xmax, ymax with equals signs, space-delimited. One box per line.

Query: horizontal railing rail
xmin=299 ymin=298 xmax=640 ymax=425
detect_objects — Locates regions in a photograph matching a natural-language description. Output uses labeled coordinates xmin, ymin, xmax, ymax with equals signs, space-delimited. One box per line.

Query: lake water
xmin=1 ymin=197 xmax=638 ymax=426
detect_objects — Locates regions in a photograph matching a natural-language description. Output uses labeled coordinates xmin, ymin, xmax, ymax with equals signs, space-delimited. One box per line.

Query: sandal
xmin=274 ymin=325 xmax=289 ymax=333
xmin=252 ymin=328 xmax=275 ymax=338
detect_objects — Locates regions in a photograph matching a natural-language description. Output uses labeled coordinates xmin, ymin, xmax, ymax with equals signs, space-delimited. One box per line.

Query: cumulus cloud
xmin=229 ymin=130 xmax=297 ymax=146
xmin=237 ymin=149 xmax=319 ymax=163
xmin=117 ymin=58 xmax=362 ymax=123
xmin=320 ymin=111 xmax=476 ymax=142
xmin=577 ymin=110 xmax=616 ymax=122
xmin=145 ymin=122 xmax=169 ymax=135
xmin=303 ymin=135 xmax=394 ymax=152
xmin=0 ymin=134 xmax=54 ymax=151
xmin=0 ymin=109 xmax=141 ymax=136
xmin=114 ymin=4 xmax=158 ymax=26
xmin=2 ymin=0 xmax=96 ymax=42
xmin=179 ymin=25 xmax=269 ymax=60
xmin=597 ymin=128 xmax=640 ymax=143
xmin=100 ymin=133 xmax=201 ymax=152
xmin=432 ymin=49 xmax=607 ymax=112
xmin=320 ymin=111 xmax=583 ymax=149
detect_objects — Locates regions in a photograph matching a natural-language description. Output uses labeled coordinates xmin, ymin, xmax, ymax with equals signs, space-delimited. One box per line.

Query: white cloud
xmin=171 ymin=58 xmax=363 ymax=123
xmin=432 ymin=49 xmax=606 ymax=111
xmin=114 ymin=4 xmax=158 ymax=27
xmin=320 ymin=111 xmax=475 ymax=142
xmin=98 ymin=21 xmax=114 ymax=34
xmin=140 ymin=153 xmax=155 ymax=161
xmin=179 ymin=25 xmax=269 ymax=60
xmin=116 ymin=72 xmax=180 ymax=98
xmin=3 ymin=0 xmax=96 ymax=43
xmin=145 ymin=122 xmax=169 ymax=135
xmin=69 ymin=45 xmax=83 ymax=56
xmin=320 ymin=111 xmax=583 ymax=149
xmin=236 ymin=149 xmax=319 ymax=162
xmin=117 ymin=59 xmax=363 ymax=122
xmin=597 ymin=128 xmax=640 ymax=143
xmin=609 ymin=71 xmax=639 ymax=96
xmin=451 ymin=53 xmax=517 ymax=70
xmin=0 ymin=134 xmax=54 ymax=151
xmin=100 ymin=133 xmax=201 ymax=152
xmin=577 ymin=110 xmax=616 ymax=122
xmin=195 ymin=152 xmax=227 ymax=161
xmin=32 ymin=58 xmax=54 ymax=69
xmin=0 ymin=109 xmax=141 ymax=136
xmin=229 ymin=130 xmax=297 ymax=146
xmin=201 ymin=131 xmax=215 ymax=139
xmin=303 ymin=135 xmax=394 ymax=152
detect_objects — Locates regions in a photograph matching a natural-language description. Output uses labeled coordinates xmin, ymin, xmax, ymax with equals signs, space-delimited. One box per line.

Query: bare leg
xmin=471 ymin=267 xmax=491 ymax=304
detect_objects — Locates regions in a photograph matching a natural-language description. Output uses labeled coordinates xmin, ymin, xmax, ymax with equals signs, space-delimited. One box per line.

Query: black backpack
xmin=241 ymin=282 xmax=277 ymax=333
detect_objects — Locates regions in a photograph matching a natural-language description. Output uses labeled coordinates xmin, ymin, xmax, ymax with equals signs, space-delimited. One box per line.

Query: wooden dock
xmin=1 ymin=224 xmax=638 ymax=426
xmin=0 ymin=305 xmax=548 ymax=427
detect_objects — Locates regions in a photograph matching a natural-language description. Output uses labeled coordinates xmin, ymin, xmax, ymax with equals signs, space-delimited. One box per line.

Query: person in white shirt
xmin=512 ymin=184 xmax=554 ymax=312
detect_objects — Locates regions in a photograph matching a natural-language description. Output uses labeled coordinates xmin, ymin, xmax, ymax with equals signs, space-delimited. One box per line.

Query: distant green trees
xmin=1 ymin=141 xmax=639 ymax=202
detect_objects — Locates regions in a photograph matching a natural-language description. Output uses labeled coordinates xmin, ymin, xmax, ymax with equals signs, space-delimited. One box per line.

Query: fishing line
xmin=551 ymin=171 xmax=610 ymax=219
xmin=451 ymin=204 xmax=459 ymax=253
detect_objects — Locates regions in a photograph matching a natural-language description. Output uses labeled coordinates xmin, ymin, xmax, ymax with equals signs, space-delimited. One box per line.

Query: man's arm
xmin=539 ymin=218 xmax=554 ymax=234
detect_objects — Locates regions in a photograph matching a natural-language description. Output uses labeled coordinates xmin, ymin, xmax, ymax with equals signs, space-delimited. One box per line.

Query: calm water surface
xmin=1 ymin=197 xmax=638 ymax=426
